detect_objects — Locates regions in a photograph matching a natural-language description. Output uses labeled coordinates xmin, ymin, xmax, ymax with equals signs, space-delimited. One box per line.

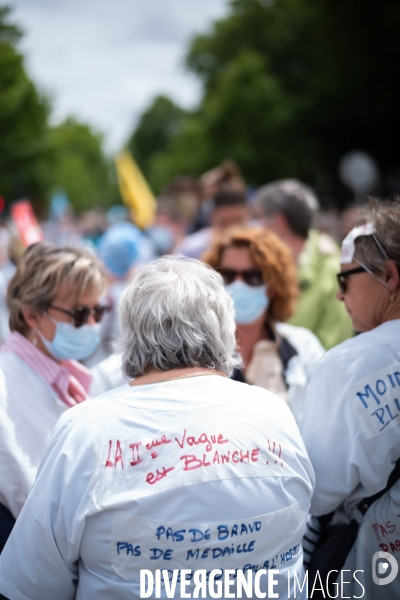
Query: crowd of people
xmin=0 ymin=163 xmax=399 ymax=600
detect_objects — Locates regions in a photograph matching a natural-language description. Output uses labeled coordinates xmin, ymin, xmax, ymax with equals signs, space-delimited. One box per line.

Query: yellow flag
xmin=115 ymin=152 xmax=156 ymax=229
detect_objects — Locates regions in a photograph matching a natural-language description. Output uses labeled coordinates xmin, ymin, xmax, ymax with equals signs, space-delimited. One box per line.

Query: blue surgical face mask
xmin=37 ymin=315 xmax=101 ymax=361
xmin=226 ymin=280 xmax=269 ymax=324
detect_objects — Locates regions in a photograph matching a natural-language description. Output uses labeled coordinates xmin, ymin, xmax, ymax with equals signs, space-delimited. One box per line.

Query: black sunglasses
xmin=47 ymin=304 xmax=110 ymax=328
xmin=336 ymin=266 xmax=366 ymax=293
xmin=217 ymin=267 xmax=264 ymax=287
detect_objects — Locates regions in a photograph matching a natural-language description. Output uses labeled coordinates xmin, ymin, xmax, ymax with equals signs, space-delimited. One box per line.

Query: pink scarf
xmin=2 ymin=331 xmax=92 ymax=407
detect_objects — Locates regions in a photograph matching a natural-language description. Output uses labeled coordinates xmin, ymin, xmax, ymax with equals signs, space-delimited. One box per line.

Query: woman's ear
xmin=20 ymin=307 xmax=42 ymax=331
xmin=384 ymin=260 xmax=400 ymax=291
xmin=267 ymin=287 xmax=276 ymax=300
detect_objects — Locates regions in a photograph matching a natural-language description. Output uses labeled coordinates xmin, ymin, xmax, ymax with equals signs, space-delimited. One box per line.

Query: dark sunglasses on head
xmin=47 ymin=303 xmax=110 ymax=328
xmin=336 ymin=266 xmax=366 ymax=294
xmin=217 ymin=267 xmax=264 ymax=287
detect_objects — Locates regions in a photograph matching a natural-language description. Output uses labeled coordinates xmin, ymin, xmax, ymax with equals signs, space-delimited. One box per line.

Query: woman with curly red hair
xmin=203 ymin=227 xmax=324 ymax=420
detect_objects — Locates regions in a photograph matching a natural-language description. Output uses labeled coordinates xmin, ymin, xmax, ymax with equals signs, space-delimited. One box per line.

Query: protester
xmin=0 ymin=256 xmax=314 ymax=600
xmin=146 ymin=197 xmax=184 ymax=256
xmin=0 ymin=242 xmax=108 ymax=524
xmin=160 ymin=176 xmax=201 ymax=237
xmin=300 ymin=200 xmax=400 ymax=598
xmin=203 ymin=228 xmax=324 ymax=421
xmin=253 ymin=179 xmax=354 ymax=349
xmin=85 ymin=221 xmax=146 ymax=366
xmin=191 ymin=160 xmax=246 ymax=233
xmin=174 ymin=189 xmax=249 ymax=259
xmin=201 ymin=160 xmax=246 ymax=199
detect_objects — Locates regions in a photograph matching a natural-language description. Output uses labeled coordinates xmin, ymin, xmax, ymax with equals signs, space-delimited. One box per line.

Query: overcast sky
xmin=10 ymin=0 xmax=229 ymax=153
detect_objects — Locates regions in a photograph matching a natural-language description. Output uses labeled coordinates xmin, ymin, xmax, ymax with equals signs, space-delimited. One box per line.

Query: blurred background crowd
xmin=2 ymin=4 xmax=400 ymax=595
xmin=0 ymin=0 xmax=399 ymax=353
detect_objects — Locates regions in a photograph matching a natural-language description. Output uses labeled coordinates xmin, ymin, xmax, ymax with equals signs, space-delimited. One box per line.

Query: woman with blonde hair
xmin=0 ymin=242 xmax=109 ymax=528
xmin=203 ymin=227 xmax=324 ymax=420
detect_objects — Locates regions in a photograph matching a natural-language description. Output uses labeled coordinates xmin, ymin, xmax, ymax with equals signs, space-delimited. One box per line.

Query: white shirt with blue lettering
xmin=0 ymin=375 xmax=313 ymax=600
xmin=300 ymin=319 xmax=400 ymax=598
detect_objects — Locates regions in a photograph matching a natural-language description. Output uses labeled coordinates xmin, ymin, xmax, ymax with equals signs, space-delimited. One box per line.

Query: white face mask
xmin=37 ymin=315 xmax=101 ymax=361
xmin=226 ymin=280 xmax=269 ymax=324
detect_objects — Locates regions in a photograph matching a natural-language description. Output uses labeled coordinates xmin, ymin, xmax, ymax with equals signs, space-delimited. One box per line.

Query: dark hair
xmin=254 ymin=179 xmax=319 ymax=239
xmin=201 ymin=160 xmax=246 ymax=195
xmin=214 ymin=189 xmax=247 ymax=209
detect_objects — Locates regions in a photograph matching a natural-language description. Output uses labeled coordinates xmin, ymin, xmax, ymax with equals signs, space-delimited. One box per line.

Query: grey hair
xmin=354 ymin=198 xmax=400 ymax=274
xmin=117 ymin=255 xmax=242 ymax=378
xmin=254 ymin=178 xmax=319 ymax=239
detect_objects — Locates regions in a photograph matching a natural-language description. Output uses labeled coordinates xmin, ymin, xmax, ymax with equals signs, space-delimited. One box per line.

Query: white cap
xmin=340 ymin=223 xmax=375 ymax=264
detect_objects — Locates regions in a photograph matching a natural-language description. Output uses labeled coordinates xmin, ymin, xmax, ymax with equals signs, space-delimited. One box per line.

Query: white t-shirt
xmin=0 ymin=350 xmax=125 ymax=518
xmin=275 ymin=322 xmax=325 ymax=421
xmin=300 ymin=320 xmax=400 ymax=598
xmin=0 ymin=375 xmax=314 ymax=600
xmin=0 ymin=351 xmax=69 ymax=518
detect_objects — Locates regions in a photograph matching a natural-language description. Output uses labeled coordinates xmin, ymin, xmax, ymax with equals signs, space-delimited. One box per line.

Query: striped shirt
xmin=2 ymin=331 xmax=92 ymax=407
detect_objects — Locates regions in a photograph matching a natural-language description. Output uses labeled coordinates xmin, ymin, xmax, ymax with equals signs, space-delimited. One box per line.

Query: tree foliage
xmin=0 ymin=6 xmax=50 ymax=206
xmin=48 ymin=118 xmax=118 ymax=212
xmin=129 ymin=0 xmax=400 ymax=202
xmin=128 ymin=96 xmax=186 ymax=175
xmin=127 ymin=95 xmax=187 ymax=192
xmin=0 ymin=5 xmax=117 ymax=213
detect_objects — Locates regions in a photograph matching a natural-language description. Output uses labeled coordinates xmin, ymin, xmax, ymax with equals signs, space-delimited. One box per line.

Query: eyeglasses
xmin=47 ymin=304 xmax=110 ymax=328
xmin=336 ymin=266 xmax=366 ymax=293
xmin=217 ymin=267 xmax=264 ymax=287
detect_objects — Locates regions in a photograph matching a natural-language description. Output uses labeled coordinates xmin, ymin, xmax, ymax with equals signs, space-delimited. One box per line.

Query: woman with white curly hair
xmin=0 ymin=256 xmax=313 ymax=600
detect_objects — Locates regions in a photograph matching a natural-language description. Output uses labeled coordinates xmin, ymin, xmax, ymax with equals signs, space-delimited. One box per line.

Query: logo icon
xmin=372 ymin=551 xmax=398 ymax=586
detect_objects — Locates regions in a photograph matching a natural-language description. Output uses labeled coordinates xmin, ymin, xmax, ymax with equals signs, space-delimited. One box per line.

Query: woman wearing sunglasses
xmin=0 ymin=242 xmax=108 ymax=532
xmin=203 ymin=227 xmax=324 ymax=421
xmin=300 ymin=201 xmax=400 ymax=598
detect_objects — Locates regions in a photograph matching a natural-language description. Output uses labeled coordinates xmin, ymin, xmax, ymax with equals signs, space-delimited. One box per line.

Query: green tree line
xmin=3 ymin=1 xmax=400 ymax=211
xmin=0 ymin=5 xmax=117 ymax=213
xmin=129 ymin=0 xmax=400 ymax=204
